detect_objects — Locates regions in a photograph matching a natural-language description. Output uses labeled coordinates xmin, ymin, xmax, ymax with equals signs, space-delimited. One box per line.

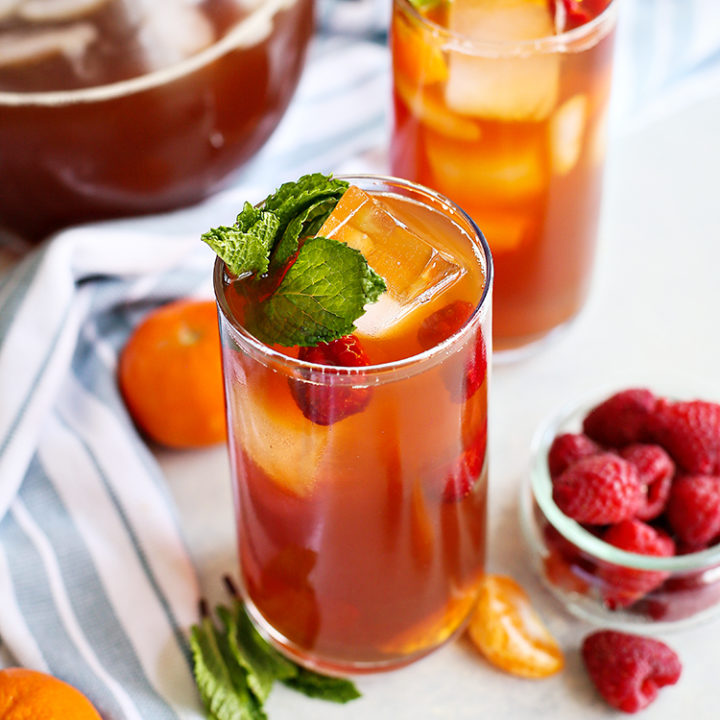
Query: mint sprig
xmin=201 ymin=174 xmax=386 ymax=347
xmin=248 ymin=237 xmax=385 ymax=347
xmin=190 ymin=587 xmax=361 ymax=720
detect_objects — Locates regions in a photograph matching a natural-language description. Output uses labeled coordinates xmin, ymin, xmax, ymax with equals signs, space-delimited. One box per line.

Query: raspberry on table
xmin=649 ymin=399 xmax=720 ymax=475
xmin=599 ymin=519 xmax=675 ymax=609
xmin=666 ymin=474 xmax=720 ymax=547
xmin=552 ymin=453 xmax=642 ymax=525
xmin=582 ymin=388 xmax=657 ymax=448
xmin=547 ymin=433 xmax=600 ymax=479
xmin=582 ymin=630 xmax=681 ymax=713
xmin=620 ymin=444 xmax=675 ymax=521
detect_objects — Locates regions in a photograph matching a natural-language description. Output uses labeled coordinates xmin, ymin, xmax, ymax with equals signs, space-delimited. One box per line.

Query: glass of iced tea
xmin=214 ymin=175 xmax=492 ymax=673
xmin=0 ymin=0 xmax=313 ymax=242
xmin=390 ymin=0 xmax=618 ymax=355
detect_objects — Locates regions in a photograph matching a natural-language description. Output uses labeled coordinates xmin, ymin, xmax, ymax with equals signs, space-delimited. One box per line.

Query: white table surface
xmin=157 ymin=92 xmax=720 ymax=719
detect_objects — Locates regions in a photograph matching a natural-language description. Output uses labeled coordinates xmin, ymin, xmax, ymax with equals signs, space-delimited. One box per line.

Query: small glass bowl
xmin=521 ymin=391 xmax=720 ymax=632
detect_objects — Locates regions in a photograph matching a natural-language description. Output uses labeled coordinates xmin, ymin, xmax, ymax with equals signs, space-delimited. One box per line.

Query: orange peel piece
xmin=392 ymin=14 xmax=448 ymax=87
xmin=467 ymin=574 xmax=564 ymax=678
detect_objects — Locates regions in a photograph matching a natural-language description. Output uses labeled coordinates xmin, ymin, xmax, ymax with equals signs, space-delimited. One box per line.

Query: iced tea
xmin=390 ymin=0 xmax=617 ymax=352
xmin=0 ymin=0 xmax=313 ymax=241
xmin=214 ymin=176 xmax=492 ymax=672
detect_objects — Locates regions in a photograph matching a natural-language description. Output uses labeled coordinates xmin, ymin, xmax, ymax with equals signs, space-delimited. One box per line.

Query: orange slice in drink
xmin=392 ymin=13 xmax=448 ymax=87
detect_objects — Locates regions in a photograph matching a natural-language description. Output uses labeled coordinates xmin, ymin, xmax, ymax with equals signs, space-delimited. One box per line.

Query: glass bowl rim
xmin=0 ymin=0 xmax=299 ymax=107
xmin=394 ymin=0 xmax=619 ymax=57
xmin=213 ymin=173 xmax=493 ymax=383
xmin=530 ymin=385 xmax=720 ymax=573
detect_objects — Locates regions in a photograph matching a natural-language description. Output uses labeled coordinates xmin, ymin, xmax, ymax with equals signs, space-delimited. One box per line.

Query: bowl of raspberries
xmin=523 ymin=387 xmax=720 ymax=629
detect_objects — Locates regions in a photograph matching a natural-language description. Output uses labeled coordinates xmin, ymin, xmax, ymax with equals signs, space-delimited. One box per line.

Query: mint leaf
xmin=407 ymin=0 xmax=444 ymax=9
xmin=248 ymin=236 xmax=386 ymax=347
xmin=190 ymin=595 xmax=361 ymax=719
xmin=217 ymin=604 xmax=295 ymax=705
xmin=282 ymin=668 xmax=361 ymax=704
xmin=270 ymin=197 xmax=339 ymax=271
xmin=202 ymin=202 xmax=279 ymax=277
xmin=190 ymin=616 xmax=267 ymax=720
xmin=263 ymin=174 xmax=349 ymax=231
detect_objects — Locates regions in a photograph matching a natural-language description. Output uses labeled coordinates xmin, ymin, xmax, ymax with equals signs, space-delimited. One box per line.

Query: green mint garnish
xmin=202 ymin=203 xmax=279 ymax=277
xmin=248 ymin=237 xmax=386 ymax=347
xmin=201 ymin=173 xmax=387 ymax=347
xmin=407 ymin=0 xmax=444 ymax=10
xmin=190 ymin=594 xmax=360 ymax=720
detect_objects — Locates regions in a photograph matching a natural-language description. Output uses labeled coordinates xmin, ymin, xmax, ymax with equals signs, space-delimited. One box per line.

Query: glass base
xmin=242 ymin=594 xmax=475 ymax=676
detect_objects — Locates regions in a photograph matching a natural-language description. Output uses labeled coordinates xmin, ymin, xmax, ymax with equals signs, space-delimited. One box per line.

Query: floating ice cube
xmin=445 ymin=0 xmax=559 ymax=121
xmin=0 ymin=23 xmax=97 ymax=68
xmin=550 ymin=94 xmax=588 ymax=175
xmin=134 ymin=1 xmax=215 ymax=69
xmin=318 ymin=185 xmax=465 ymax=309
xmin=19 ymin=0 xmax=111 ymax=22
xmin=395 ymin=73 xmax=481 ymax=141
xmin=424 ymin=129 xmax=546 ymax=204
xmin=0 ymin=0 xmax=20 ymax=22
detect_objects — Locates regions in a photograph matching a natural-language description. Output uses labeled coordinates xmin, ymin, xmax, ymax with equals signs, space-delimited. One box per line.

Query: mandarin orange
xmin=0 ymin=667 xmax=102 ymax=720
xmin=119 ymin=299 xmax=226 ymax=448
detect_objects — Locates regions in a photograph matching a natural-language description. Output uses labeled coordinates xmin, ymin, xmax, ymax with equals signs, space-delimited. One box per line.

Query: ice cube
xmin=230 ymin=381 xmax=330 ymax=498
xmin=395 ymin=73 xmax=481 ymax=141
xmin=19 ymin=0 xmax=111 ymax=22
xmin=0 ymin=0 xmax=20 ymax=22
xmin=445 ymin=0 xmax=559 ymax=121
xmin=318 ymin=185 xmax=465 ymax=306
xmin=550 ymin=94 xmax=587 ymax=175
xmin=424 ymin=128 xmax=546 ymax=204
xmin=0 ymin=23 xmax=97 ymax=68
xmin=134 ymin=1 xmax=215 ymax=68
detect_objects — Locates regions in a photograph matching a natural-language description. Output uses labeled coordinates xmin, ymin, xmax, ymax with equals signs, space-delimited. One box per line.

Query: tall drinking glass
xmin=214 ymin=175 xmax=492 ymax=673
xmin=390 ymin=0 xmax=618 ymax=355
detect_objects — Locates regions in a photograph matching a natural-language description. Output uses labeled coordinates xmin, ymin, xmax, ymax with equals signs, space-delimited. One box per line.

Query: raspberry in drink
xmin=211 ymin=175 xmax=492 ymax=672
xmin=390 ymin=0 xmax=618 ymax=353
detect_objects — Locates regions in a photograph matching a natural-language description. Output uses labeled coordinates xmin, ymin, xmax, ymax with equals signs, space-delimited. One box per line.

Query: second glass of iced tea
xmin=215 ymin=175 xmax=492 ymax=673
xmin=391 ymin=0 xmax=618 ymax=355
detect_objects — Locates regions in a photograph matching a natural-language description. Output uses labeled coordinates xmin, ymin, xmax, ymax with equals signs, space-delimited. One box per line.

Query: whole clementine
xmin=119 ymin=299 xmax=227 ymax=448
xmin=0 ymin=667 xmax=102 ymax=719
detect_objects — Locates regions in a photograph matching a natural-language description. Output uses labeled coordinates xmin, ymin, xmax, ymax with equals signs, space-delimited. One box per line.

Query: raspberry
xmin=649 ymin=399 xmax=720 ymax=475
xmin=417 ymin=300 xmax=473 ymax=349
xmin=620 ymin=444 xmax=674 ymax=521
xmin=599 ymin=519 xmax=675 ymax=609
xmin=552 ymin=453 xmax=642 ymax=525
xmin=665 ymin=474 xmax=720 ymax=546
xmin=417 ymin=301 xmax=487 ymax=400
xmin=442 ymin=424 xmax=487 ymax=502
xmin=582 ymin=630 xmax=681 ymax=713
xmin=641 ymin=569 xmax=720 ymax=623
xmin=289 ymin=335 xmax=371 ymax=426
xmin=582 ymin=388 xmax=657 ymax=448
xmin=547 ymin=433 xmax=600 ymax=478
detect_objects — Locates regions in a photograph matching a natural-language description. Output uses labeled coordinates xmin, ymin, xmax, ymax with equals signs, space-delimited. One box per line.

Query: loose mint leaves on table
xmin=190 ymin=597 xmax=360 ymax=720
xmin=202 ymin=173 xmax=386 ymax=348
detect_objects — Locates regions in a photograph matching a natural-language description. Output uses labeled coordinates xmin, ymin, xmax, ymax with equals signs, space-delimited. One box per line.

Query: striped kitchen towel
xmin=0 ymin=31 xmax=389 ymax=719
